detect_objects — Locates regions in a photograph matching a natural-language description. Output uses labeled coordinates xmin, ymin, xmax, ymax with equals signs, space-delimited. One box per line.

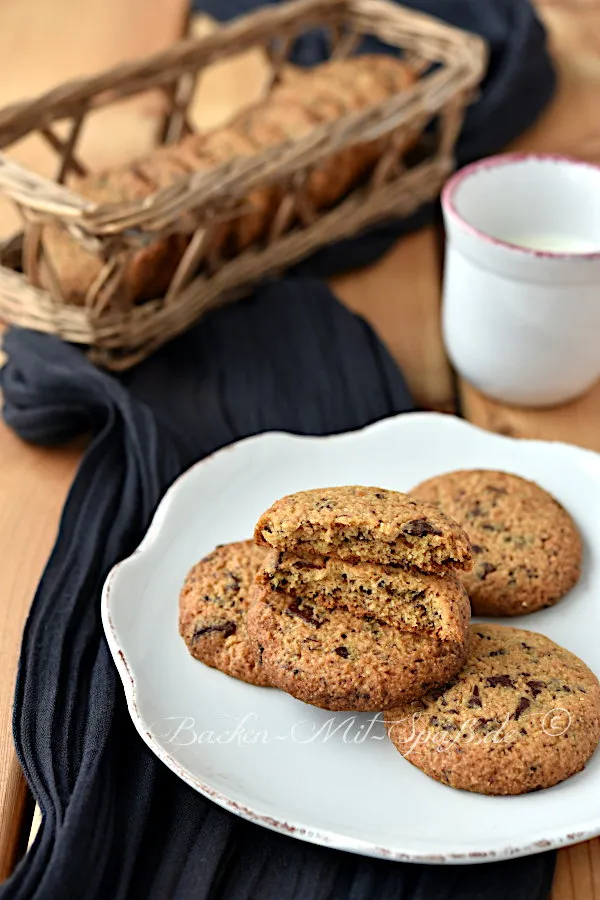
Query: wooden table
xmin=1 ymin=1 xmax=600 ymax=897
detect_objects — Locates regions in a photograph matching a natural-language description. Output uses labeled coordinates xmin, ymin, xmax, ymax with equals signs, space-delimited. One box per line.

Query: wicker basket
xmin=0 ymin=0 xmax=486 ymax=369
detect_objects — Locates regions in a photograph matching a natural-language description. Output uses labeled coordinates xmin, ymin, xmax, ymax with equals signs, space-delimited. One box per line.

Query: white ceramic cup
xmin=441 ymin=153 xmax=600 ymax=407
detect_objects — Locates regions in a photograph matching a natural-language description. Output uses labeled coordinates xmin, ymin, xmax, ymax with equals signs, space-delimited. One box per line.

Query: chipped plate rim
xmin=101 ymin=412 xmax=600 ymax=864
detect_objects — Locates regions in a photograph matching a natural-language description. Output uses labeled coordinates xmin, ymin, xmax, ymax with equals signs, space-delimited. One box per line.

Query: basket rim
xmin=0 ymin=0 xmax=488 ymax=372
xmin=0 ymin=154 xmax=453 ymax=350
xmin=0 ymin=0 xmax=487 ymax=237
xmin=26 ymin=73 xmax=476 ymax=236
xmin=0 ymin=0 xmax=483 ymax=143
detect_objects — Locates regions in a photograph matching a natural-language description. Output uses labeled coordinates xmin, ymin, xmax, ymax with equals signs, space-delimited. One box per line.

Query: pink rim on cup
xmin=441 ymin=153 xmax=600 ymax=407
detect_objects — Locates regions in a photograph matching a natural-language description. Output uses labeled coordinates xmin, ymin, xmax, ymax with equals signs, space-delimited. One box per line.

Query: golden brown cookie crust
xmin=179 ymin=540 xmax=269 ymax=686
xmin=411 ymin=470 xmax=582 ymax=616
xmin=254 ymin=486 xmax=472 ymax=573
xmin=256 ymin=549 xmax=470 ymax=642
xmin=247 ymin=585 xmax=467 ymax=711
xmin=384 ymin=624 xmax=600 ymax=795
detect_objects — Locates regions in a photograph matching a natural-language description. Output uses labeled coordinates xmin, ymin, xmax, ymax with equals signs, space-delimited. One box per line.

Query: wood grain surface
xmin=0 ymin=424 xmax=82 ymax=878
xmin=0 ymin=1 xmax=599 ymax=897
xmin=458 ymin=0 xmax=600 ymax=461
xmin=332 ymin=227 xmax=453 ymax=412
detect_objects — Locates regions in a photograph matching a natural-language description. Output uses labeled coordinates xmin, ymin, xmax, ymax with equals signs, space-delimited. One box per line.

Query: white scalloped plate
xmin=102 ymin=412 xmax=600 ymax=864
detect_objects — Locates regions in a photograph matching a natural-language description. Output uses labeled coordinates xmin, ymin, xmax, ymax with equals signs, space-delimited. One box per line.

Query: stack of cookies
xmin=178 ymin=477 xmax=600 ymax=795
xmin=247 ymin=486 xmax=473 ymax=711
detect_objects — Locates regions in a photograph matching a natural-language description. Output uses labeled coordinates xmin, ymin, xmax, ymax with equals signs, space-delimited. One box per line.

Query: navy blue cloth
xmin=0 ymin=283 xmax=555 ymax=900
xmin=0 ymin=2 xmax=557 ymax=898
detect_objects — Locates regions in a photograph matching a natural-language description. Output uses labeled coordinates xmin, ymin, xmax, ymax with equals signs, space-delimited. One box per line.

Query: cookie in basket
xmin=41 ymin=166 xmax=187 ymax=306
xmin=179 ymin=540 xmax=270 ymax=686
xmin=410 ymin=470 xmax=582 ymax=616
xmin=272 ymin=55 xmax=416 ymax=206
xmin=37 ymin=55 xmax=418 ymax=307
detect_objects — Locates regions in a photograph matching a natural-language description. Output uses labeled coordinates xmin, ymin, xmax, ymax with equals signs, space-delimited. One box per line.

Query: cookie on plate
xmin=254 ymin=486 xmax=472 ymax=573
xmin=247 ymin=585 xmax=468 ymax=711
xmin=384 ymin=623 xmax=600 ymax=795
xmin=256 ymin=550 xmax=470 ymax=642
xmin=179 ymin=540 xmax=269 ymax=686
xmin=411 ymin=470 xmax=582 ymax=616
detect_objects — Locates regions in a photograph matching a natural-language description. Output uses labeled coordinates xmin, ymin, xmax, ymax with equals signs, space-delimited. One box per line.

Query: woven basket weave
xmin=0 ymin=0 xmax=486 ymax=369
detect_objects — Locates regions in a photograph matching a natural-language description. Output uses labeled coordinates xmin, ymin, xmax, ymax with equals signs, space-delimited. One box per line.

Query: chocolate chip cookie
xmin=384 ymin=623 xmax=600 ymax=795
xmin=247 ymin=585 xmax=468 ymax=711
xmin=256 ymin=550 xmax=470 ymax=642
xmin=411 ymin=470 xmax=582 ymax=616
xmin=254 ymin=486 xmax=472 ymax=573
xmin=179 ymin=540 xmax=269 ymax=686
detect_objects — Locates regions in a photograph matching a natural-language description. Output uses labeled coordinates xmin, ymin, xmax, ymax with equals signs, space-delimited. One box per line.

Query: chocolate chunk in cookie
xmin=179 ymin=540 xmax=269 ymax=685
xmin=384 ymin=624 xmax=600 ymax=795
xmin=246 ymin=585 xmax=467 ymax=711
xmin=256 ymin=550 xmax=470 ymax=642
